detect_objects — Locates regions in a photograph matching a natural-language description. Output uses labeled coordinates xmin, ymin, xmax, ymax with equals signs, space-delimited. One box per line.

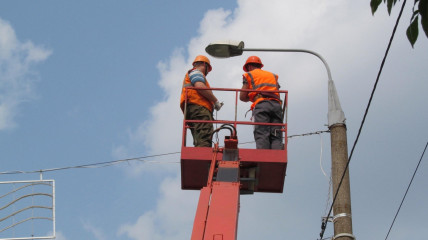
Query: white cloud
xmin=82 ymin=220 xmax=108 ymax=240
xmin=0 ymin=18 xmax=52 ymax=130
xmin=117 ymin=0 xmax=428 ymax=239
xmin=118 ymin=176 xmax=198 ymax=240
xmin=115 ymin=0 xmax=386 ymax=172
xmin=54 ymin=231 xmax=68 ymax=240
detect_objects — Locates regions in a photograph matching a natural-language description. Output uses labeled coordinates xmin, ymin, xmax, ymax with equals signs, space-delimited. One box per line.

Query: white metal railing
xmin=0 ymin=180 xmax=55 ymax=240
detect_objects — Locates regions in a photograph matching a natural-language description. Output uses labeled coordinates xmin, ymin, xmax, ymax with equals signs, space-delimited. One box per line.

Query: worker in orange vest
xmin=239 ymin=56 xmax=283 ymax=149
xmin=180 ymin=55 xmax=223 ymax=147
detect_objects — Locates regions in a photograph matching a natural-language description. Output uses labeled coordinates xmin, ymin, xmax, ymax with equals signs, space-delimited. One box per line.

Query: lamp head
xmin=205 ymin=41 xmax=245 ymax=58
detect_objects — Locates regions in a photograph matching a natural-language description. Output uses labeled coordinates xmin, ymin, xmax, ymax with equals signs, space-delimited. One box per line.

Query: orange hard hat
xmin=243 ymin=56 xmax=264 ymax=72
xmin=193 ymin=55 xmax=212 ymax=72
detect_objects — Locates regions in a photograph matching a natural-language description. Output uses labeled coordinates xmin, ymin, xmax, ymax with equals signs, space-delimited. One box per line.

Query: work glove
xmin=214 ymin=101 xmax=224 ymax=111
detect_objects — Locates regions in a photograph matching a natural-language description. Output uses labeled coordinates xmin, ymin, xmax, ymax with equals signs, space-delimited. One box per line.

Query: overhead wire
xmin=384 ymin=141 xmax=427 ymax=240
xmin=319 ymin=134 xmax=328 ymax=178
xmin=239 ymin=130 xmax=330 ymax=145
xmin=318 ymin=0 xmax=408 ymax=238
xmin=319 ymin=133 xmax=333 ymax=225
xmin=0 ymin=130 xmax=328 ymax=176
xmin=0 ymin=152 xmax=180 ymax=175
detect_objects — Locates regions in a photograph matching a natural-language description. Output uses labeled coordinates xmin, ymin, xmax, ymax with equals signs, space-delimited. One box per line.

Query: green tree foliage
xmin=371 ymin=0 xmax=428 ymax=47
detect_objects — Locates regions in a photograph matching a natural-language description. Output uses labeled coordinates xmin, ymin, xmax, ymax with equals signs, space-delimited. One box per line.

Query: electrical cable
xmin=214 ymin=111 xmax=219 ymax=144
xmin=210 ymin=124 xmax=237 ymax=143
xmin=319 ymin=133 xmax=333 ymax=224
xmin=319 ymin=0 xmax=407 ymax=238
xmin=0 ymin=152 xmax=180 ymax=175
xmin=0 ymin=130 xmax=326 ymax=176
xmin=319 ymin=134 xmax=328 ymax=178
xmin=238 ymin=130 xmax=330 ymax=145
xmin=384 ymin=141 xmax=427 ymax=240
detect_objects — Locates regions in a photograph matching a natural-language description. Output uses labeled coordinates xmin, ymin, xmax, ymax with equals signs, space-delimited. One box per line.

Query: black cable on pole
xmin=385 ymin=141 xmax=427 ymax=240
xmin=319 ymin=0 xmax=407 ymax=238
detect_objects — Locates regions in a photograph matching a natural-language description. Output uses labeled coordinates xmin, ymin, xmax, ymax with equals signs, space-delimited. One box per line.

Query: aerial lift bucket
xmin=180 ymin=87 xmax=288 ymax=239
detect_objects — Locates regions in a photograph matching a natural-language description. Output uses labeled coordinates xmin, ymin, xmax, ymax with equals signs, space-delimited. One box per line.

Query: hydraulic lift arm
xmin=191 ymin=137 xmax=241 ymax=240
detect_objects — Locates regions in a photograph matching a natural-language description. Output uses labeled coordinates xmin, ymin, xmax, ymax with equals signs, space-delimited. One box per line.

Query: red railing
xmin=182 ymin=87 xmax=288 ymax=147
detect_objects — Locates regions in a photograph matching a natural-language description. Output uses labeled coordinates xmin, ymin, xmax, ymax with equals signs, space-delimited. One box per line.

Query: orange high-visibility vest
xmin=180 ymin=69 xmax=213 ymax=112
xmin=243 ymin=69 xmax=280 ymax=109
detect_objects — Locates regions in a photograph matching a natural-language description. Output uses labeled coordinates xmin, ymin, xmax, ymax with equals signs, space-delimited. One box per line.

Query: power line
xmin=319 ymin=0 xmax=408 ymax=238
xmin=239 ymin=130 xmax=330 ymax=145
xmin=385 ymin=141 xmax=427 ymax=240
xmin=0 ymin=130 xmax=328 ymax=176
xmin=0 ymin=152 xmax=180 ymax=175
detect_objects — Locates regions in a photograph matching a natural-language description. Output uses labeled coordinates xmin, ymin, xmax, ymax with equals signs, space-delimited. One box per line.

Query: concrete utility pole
xmin=330 ymin=124 xmax=354 ymax=239
xmin=328 ymin=79 xmax=354 ymax=240
xmin=205 ymin=41 xmax=355 ymax=239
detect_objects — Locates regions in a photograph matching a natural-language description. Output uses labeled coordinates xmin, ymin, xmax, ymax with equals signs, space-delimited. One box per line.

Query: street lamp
xmin=206 ymin=41 xmax=345 ymax=126
xmin=205 ymin=41 xmax=354 ymax=240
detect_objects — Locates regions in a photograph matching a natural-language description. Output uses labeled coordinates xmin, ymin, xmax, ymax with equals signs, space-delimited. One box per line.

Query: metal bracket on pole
xmin=333 ymin=233 xmax=356 ymax=240
xmin=322 ymin=216 xmax=334 ymax=223
xmin=332 ymin=213 xmax=352 ymax=223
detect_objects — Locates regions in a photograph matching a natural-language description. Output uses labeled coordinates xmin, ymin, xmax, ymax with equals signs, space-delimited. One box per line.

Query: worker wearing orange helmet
xmin=240 ymin=56 xmax=283 ymax=149
xmin=180 ymin=55 xmax=223 ymax=147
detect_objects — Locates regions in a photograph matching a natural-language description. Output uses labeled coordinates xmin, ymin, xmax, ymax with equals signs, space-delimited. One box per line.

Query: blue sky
xmin=1 ymin=1 xmax=427 ymax=240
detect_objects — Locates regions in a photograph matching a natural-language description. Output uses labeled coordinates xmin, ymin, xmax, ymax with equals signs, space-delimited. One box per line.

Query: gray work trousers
xmin=252 ymin=100 xmax=283 ymax=149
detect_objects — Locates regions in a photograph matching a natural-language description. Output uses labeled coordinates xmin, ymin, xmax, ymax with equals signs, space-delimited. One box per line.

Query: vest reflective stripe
xmin=244 ymin=69 xmax=280 ymax=109
xmin=247 ymin=72 xmax=279 ymax=90
xmin=180 ymin=70 xmax=213 ymax=112
xmin=254 ymin=82 xmax=278 ymax=89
